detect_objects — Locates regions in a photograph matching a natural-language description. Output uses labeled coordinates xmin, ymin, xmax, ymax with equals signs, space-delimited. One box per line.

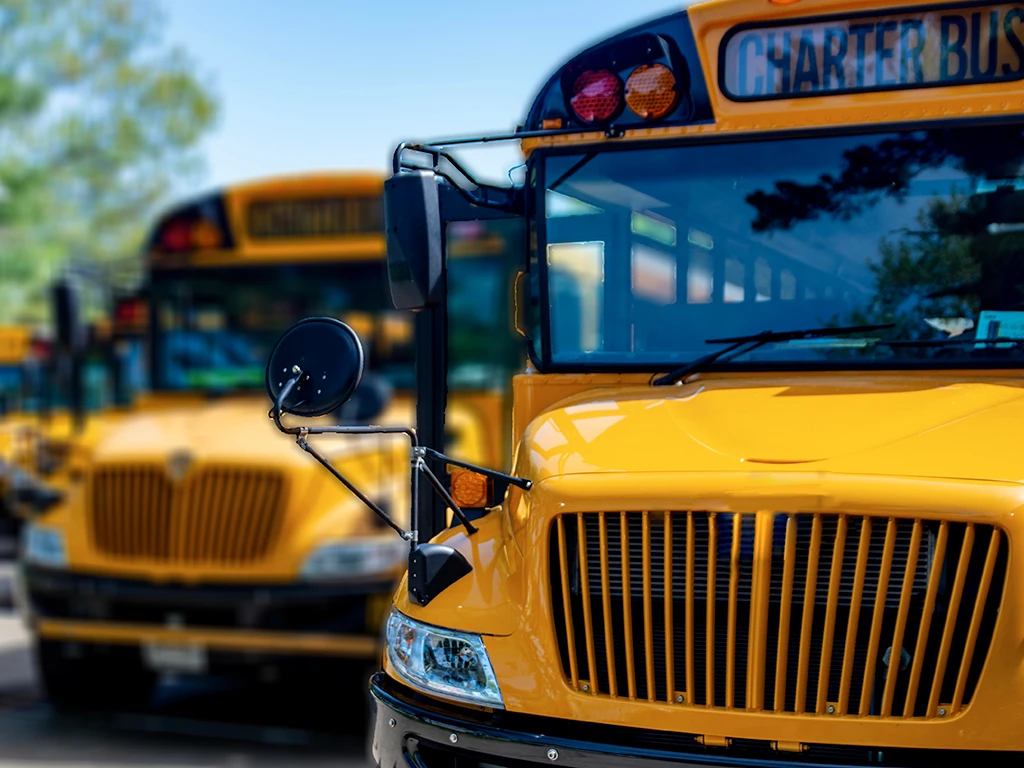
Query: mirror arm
xmin=393 ymin=143 xmax=519 ymax=214
xmin=295 ymin=432 xmax=413 ymax=542
xmin=269 ymin=369 xmax=531 ymax=541
xmin=270 ymin=372 xmax=304 ymax=434
xmin=420 ymin=446 xmax=532 ymax=491
xmin=413 ymin=448 xmax=477 ymax=535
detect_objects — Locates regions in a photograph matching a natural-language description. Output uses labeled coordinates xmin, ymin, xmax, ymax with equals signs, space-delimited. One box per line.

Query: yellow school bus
xmin=1 ymin=298 xmax=144 ymax=542
xmin=0 ymin=327 xmax=40 ymax=536
xmin=269 ymin=0 xmax=1024 ymax=762
xmin=16 ymin=172 xmax=520 ymax=710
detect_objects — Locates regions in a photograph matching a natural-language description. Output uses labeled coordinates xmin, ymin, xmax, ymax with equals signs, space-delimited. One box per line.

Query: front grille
xmin=550 ymin=511 xmax=1007 ymax=719
xmin=90 ymin=464 xmax=287 ymax=564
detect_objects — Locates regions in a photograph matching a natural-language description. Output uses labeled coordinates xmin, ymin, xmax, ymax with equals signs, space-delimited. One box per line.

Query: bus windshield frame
xmin=532 ymin=118 xmax=1024 ymax=374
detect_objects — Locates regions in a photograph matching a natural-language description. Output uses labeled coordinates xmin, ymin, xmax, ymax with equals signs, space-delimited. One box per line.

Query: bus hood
xmin=519 ymin=373 xmax=1024 ymax=485
xmin=87 ymin=396 xmax=413 ymax=466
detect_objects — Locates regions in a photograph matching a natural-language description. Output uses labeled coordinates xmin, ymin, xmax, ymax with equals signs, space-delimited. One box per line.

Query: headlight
xmin=385 ymin=609 xmax=503 ymax=708
xmin=300 ymin=538 xmax=407 ymax=581
xmin=22 ymin=524 xmax=67 ymax=569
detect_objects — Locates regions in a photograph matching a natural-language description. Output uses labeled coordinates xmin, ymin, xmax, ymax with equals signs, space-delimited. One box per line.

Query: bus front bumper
xmin=22 ymin=565 xmax=392 ymax=660
xmin=369 ymin=673 xmax=1008 ymax=768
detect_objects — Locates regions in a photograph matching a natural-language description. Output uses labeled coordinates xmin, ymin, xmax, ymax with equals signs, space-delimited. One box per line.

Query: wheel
xmin=36 ymin=640 xmax=158 ymax=713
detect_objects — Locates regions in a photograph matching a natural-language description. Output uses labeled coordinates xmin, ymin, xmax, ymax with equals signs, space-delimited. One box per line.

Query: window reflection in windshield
xmin=542 ymin=124 xmax=1024 ymax=368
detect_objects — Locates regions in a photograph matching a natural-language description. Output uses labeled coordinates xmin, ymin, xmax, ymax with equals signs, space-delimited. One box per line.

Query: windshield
xmin=539 ymin=122 xmax=1024 ymax=369
xmin=151 ymin=263 xmax=414 ymax=392
xmin=0 ymin=364 xmax=23 ymax=412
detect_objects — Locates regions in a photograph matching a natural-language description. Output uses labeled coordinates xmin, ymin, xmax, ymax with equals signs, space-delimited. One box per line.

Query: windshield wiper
xmin=651 ymin=323 xmax=895 ymax=387
xmin=882 ymin=336 xmax=1024 ymax=348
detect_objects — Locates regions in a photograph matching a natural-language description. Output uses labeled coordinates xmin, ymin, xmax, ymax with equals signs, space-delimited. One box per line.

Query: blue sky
xmin=163 ymin=0 xmax=682 ymax=192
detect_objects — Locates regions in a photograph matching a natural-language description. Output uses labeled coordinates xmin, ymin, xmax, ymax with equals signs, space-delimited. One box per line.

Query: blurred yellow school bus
xmin=16 ymin=172 xmax=521 ymax=709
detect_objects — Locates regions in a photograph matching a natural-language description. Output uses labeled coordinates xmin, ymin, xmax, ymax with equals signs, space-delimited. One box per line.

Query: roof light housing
xmin=525 ymin=12 xmax=712 ymax=133
xmin=148 ymin=194 xmax=233 ymax=255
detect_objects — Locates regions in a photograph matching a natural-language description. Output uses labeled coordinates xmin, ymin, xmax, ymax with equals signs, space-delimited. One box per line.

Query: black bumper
xmin=24 ymin=565 xmax=392 ymax=635
xmin=369 ymin=674 xmax=1014 ymax=768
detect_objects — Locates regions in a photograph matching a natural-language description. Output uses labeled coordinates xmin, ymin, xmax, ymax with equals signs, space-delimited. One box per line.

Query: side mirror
xmin=52 ymin=279 xmax=85 ymax=353
xmin=335 ymin=372 xmax=392 ymax=424
xmin=384 ymin=171 xmax=443 ymax=310
xmin=266 ymin=318 xmax=365 ymax=417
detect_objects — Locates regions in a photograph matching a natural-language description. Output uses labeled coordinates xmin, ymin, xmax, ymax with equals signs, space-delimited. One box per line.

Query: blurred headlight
xmin=22 ymin=524 xmax=67 ymax=569
xmin=385 ymin=609 xmax=503 ymax=708
xmin=300 ymin=538 xmax=407 ymax=581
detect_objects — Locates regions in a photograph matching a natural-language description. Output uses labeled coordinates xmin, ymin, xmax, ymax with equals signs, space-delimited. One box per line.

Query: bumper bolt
xmin=388 ymin=719 xmax=396 ymax=728
xmin=676 ymin=695 xmax=684 ymax=703
xmin=581 ymin=683 xmax=589 ymax=692
xmin=547 ymin=749 xmax=559 ymax=761
xmin=938 ymin=708 xmax=947 ymax=717
xmin=450 ymin=733 xmax=459 ymax=744
xmin=827 ymin=705 xmax=836 ymax=714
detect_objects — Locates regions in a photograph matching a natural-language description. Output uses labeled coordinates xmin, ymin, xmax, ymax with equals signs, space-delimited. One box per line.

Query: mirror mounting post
xmin=412 ymin=447 xmax=477 ymax=535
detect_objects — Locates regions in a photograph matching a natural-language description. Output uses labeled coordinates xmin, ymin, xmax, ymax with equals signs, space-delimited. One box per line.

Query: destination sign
xmin=722 ymin=3 xmax=1024 ymax=99
xmin=247 ymin=196 xmax=383 ymax=240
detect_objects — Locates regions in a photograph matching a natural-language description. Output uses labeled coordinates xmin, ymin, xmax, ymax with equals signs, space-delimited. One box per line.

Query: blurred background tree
xmin=0 ymin=0 xmax=218 ymax=328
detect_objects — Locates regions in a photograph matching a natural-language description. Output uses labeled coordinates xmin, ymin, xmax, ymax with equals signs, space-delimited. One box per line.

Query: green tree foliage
xmin=0 ymin=0 xmax=218 ymax=327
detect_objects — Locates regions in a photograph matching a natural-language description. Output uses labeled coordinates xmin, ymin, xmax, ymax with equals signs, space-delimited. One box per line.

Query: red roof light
xmin=570 ymin=70 xmax=622 ymax=124
xmin=160 ymin=219 xmax=193 ymax=251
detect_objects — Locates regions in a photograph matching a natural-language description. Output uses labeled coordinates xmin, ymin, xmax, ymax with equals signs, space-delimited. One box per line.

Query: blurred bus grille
xmin=90 ymin=464 xmax=287 ymax=564
xmin=550 ymin=511 xmax=1007 ymax=719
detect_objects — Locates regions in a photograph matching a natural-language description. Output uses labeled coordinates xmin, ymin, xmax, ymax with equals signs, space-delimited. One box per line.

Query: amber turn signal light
xmin=450 ymin=468 xmax=493 ymax=509
xmin=625 ymin=63 xmax=678 ymax=120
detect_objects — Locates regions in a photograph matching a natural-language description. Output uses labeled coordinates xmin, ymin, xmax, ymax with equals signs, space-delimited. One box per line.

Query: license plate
xmin=143 ymin=643 xmax=207 ymax=674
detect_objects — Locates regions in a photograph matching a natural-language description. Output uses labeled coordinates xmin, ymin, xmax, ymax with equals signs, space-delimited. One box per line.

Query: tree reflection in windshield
xmin=745 ymin=125 xmax=1024 ymax=346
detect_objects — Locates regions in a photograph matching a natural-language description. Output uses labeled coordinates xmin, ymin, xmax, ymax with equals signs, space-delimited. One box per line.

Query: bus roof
xmin=145 ymin=171 xmax=386 ymax=270
xmin=522 ymin=0 xmax=1024 ymax=155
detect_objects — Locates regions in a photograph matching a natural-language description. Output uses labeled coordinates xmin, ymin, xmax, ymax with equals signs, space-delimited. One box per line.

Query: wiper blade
xmin=651 ymin=323 xmax=895 ymax=387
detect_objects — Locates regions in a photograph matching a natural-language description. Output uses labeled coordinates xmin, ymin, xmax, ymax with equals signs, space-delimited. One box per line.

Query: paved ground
xmin=0 ymin=604 xmax=374 ymax=768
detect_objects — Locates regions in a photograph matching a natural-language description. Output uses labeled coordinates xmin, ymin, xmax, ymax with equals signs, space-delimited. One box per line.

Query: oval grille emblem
xmin=167 ymin=450 xmax=194 ymax=483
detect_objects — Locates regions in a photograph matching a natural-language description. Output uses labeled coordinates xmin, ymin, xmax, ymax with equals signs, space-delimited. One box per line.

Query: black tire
xmin=36 ymin=640 xmax=158 ymax=713
xmin=278 ymin=657 xmax=375 ymax=733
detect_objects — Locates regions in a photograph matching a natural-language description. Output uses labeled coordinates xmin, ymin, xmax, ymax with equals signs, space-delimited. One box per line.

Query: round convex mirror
xmin=266 ymin=318 xmax=364 ymax=417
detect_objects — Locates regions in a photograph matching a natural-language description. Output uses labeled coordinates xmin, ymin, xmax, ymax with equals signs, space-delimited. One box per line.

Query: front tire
xmin=36 ymin=640 xmax=158 ymax=713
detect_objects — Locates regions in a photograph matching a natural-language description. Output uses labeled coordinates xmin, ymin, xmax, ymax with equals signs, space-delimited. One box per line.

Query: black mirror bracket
xmin=269 ymin=370 xmax=533 ymax=606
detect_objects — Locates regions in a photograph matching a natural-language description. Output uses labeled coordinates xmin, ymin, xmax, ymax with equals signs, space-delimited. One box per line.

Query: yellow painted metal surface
xmin=390 ymin=371 xmax=1024 ymax=749
xmin=149 ymin=173 xmax=386 ymax=270
xmin=521 ymin=0 xmax=1024 ymax=159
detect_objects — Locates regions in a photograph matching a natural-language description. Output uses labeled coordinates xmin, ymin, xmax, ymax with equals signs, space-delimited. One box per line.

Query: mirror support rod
xmin=419 ymin=446 xmax=532 ymax=491
xmin=393 ymin=142 xmax=524 ymax=214
xmin=296 ymin=433 xmax=411 ymax=540
xmin=414 ymin=448 xmax=477 ymax=535
xmin=271 ymin=372 xmax=525 ymax=539
xmin=272 ymin=373 xmax=417 ymax=541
